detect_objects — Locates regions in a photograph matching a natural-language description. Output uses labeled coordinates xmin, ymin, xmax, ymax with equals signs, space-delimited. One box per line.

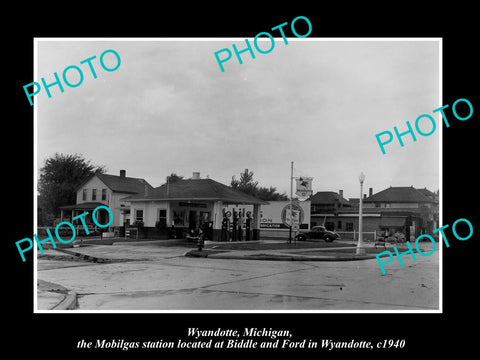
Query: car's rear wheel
xmin=324 ymin=236 xmax=334 ymax=242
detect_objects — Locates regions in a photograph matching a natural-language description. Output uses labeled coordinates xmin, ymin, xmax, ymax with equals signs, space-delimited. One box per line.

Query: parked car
xmin=295 ymin=225 xmax=340 ymax=242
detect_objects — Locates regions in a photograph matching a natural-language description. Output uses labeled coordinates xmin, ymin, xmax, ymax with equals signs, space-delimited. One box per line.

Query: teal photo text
xmin=23 ymin=49 xmax=121 ymax=106
xmin=16 ymin=205 xmax=113 ymax=262
xmin=376 ymin=217 xmax=473 ymax=274
xmin=214 ymin=16 xmax=312 ymax=72
xmin=375 ymin=98 xmax=473 ymax=154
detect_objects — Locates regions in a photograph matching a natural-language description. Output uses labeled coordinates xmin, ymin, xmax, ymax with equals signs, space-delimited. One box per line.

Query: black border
xmin=7 ymin=5 xmax=478 ymax=357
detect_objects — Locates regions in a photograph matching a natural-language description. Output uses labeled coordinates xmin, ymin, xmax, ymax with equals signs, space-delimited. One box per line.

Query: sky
xmin=36 ymin=38 xmax=440 ymax=200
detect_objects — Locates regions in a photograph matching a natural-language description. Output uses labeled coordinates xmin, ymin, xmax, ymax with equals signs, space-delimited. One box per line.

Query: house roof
xmin=308 ymin=191 xmax=351 ymax=206
xmin=416 ymin=187 xmax=437 ymax=199
xmin=364 ymin=186 xmax=436 ymax=203
xmin=76 ymin=172 xmax=153 ymax=194
xmin=123 ymin=178 xmax=268 ymax=205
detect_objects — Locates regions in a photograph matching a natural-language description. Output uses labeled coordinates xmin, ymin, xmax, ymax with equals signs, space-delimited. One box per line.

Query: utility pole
xmin=356 ymin=172 xmax=366 ymax=255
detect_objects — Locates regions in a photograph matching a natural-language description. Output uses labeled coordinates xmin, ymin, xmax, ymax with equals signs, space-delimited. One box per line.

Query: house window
xmin=157 ymin=209 xmax=167 ymax=228
xmin=101 ymin=189 xmax=107 ymax=201
xmin=82 ymin=189 xmax=87 ymax=201
xmin=135 ymin=209 xmax=144 ymax=222
xmin=346 ymin=222 xmax=354 ymax=231
xmin=92 ymin=189 xmax=97 ymax=200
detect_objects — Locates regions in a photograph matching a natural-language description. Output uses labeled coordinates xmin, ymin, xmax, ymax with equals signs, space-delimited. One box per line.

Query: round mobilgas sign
xmin=281 ymin=204 xmax=304 ymax=227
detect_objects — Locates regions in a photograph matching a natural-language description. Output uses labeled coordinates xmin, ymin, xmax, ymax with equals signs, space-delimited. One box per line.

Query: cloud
xmin=36 ymin=39 xmax=440 ymax=196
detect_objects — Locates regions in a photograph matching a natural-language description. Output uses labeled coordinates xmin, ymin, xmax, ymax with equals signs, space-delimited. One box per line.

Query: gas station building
xmin=121 ymin=173 xmax=267 ymax=241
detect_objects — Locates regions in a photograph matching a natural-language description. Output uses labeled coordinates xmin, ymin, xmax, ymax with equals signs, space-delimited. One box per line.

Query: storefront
xmin=121 ymin=174 xmax=267 ymax=241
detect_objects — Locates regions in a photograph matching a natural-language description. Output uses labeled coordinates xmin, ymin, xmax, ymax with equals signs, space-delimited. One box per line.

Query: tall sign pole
xmin=289 ymin=161 xmax=293 ymax=244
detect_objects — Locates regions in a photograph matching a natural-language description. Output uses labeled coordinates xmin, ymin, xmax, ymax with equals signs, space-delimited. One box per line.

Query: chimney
xmin=144 ymin=183 xmax=149 ymax=197
xmin=192 ymin=172 xmax=200 ymax=180
xmin=120 ymin=169 xmax=126 ymax=178
xmin=369 ymin=187 xmax=373 ymax=197
xmin=339 ymin=190 xmax=343 ymax=198
xmin=364 ymin=194 xmax=367 ymax=199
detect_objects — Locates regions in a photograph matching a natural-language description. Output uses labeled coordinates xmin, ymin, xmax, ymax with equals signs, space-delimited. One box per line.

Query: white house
xmin=59 ymin=169 xmax=153 ymax=231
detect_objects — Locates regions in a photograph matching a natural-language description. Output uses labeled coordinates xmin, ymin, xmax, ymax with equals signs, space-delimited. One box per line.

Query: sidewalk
xmin=186 ymin=240 xmax=394 ymax=261
xmin=37 ymin=280 xmax=77 ymax=310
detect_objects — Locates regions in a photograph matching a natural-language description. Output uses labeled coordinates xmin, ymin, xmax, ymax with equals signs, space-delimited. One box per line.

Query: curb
xmin=54 ymin=248 xmax=110 ymax=263
xmin=185 ymin=250 xmax=380 ymax=262
xmin=51 ymin=291 xmax=78 ymax=310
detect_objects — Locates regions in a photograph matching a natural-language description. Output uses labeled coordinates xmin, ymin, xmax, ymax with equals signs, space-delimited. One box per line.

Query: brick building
xmin=309 ymin=186 xmax=439 ymax=241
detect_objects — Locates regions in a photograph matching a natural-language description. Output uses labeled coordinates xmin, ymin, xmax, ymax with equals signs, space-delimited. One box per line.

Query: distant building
xmin=310 ymin=190 xmax=352 ymax=213
xmin=308 ymin=186 xmax=439 ymax=241
xmin=362 ymin=186 xmax=438 ymax=239
xmin=309 ymin=190 xmax=353 ymax=230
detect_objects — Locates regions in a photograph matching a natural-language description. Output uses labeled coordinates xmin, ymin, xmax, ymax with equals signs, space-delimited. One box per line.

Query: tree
xmin=230 ymin=169 xmax=258 ymax=197
xmin=256 ymin=185 xmax=289 ymax=201
xmin=167 ymin=173 xmax=184 ymax=183
xmin=230 ymin=169 xmax=288 ymax=201
xmin=38 ymin=153 xmax=106 ymax=225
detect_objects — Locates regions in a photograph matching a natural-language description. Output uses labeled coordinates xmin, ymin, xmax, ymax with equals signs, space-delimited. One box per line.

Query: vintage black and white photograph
xmin=34 ymin=38 xmax=441 ymax=312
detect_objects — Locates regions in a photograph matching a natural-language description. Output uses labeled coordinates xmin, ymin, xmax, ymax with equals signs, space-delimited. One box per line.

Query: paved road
xmin=36 ymin=241 xmax=439 ymax=311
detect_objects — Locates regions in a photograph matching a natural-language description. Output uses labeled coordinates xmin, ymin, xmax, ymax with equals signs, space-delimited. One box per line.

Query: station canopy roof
xmin=122 ymin=178 xmax=268 ymax=205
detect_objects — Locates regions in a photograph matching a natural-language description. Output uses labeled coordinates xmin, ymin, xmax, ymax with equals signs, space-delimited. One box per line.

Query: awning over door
xmin=379 ymin=217 xmax=407 ymax=228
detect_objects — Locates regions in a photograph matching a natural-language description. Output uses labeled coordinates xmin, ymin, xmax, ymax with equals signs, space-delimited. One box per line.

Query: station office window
xmin=135 ymin=209 xmax=144 ymax=222
xmin=102 ymin=189 xmax=107 ymax=201
xmin=92 ymin=189 xmax=97 ymax=200
xmin=157 ymin=209 xmax=167 ymax=228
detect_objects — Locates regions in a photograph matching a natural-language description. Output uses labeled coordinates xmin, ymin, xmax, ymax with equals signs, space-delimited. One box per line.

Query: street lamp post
xmin=357 ymin=172 xmax=366 ymax=255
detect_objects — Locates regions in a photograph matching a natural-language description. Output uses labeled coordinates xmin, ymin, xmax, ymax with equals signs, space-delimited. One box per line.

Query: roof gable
xmin=123 ymin=178 xmax=267 ymax=204
xmin=76 ymin=172 xmax=153 ymax=194
xmin=96 ymin=173 xmax=153 ymax=194
xmin=364 ymin=186 xmax=436 ymax=203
